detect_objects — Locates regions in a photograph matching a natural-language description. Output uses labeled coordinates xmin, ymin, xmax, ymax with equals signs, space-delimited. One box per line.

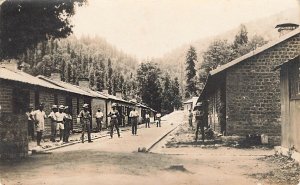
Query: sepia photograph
xmin=0 ymin=0 xmax=299 ymax=184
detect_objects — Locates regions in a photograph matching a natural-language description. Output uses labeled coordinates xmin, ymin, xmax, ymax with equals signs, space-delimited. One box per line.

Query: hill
xmin=154 ymin=8 xmax=300 ymax=93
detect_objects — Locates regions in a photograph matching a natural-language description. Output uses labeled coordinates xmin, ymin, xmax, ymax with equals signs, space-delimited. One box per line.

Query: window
xmin=12 ymin=88 xmax=30 ymax=114
xmin=289 ymin=58 xmax=300 ymax=99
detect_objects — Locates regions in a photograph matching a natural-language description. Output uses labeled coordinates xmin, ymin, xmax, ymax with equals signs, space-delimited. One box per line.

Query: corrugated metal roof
xmin=210 ymin=28 xmax=300 ymax=76
xmin=37 ymin=75 xmax=93 ymax=97
xmin=0 ymin=67 xmax=67 ymax=91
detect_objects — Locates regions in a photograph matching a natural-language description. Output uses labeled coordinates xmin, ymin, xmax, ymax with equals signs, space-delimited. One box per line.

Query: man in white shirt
xmin=156 ymin=113 xmax=162 ymax=127
xmin=55 ymin=105 xmax=66 ymax=142
xmin=30 ymin=103 xmax=47 ymax=146
xmin=95 ymin=108 xmax=104 ymax=132
xmin=48 ymin=105 xmax=58 ymax=142
xmin=145 ymin=111 xmax=150 ymax=128
xmin=129 ymin=108 xmax=139 ymax=135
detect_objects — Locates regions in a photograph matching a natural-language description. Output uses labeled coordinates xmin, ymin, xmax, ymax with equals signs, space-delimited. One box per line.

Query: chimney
xmin=50 ymin=72 xmax=61 ymax=81
xmin=1 ymin=59 xmax=19 ymax=71
xmin=50 ymin=69 xmax=62 ymax=81
xmin=275 ymin=23 xmax=299 ymax=37
xmin=102 ymin=89 xmax=109 ymax=95
xmin=116 ymin=90 xmax=122 ymax=99
xmin=78 ymin=77 xmax=90 ymax=90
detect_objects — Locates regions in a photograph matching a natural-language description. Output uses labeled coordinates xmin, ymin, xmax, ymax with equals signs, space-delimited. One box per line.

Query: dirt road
xmin=0 ymin=111 xmax=287 ymax=185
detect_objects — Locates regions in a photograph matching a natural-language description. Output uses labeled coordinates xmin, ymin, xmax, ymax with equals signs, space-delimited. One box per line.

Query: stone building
xmin=198 ymin=26 xmax=300 ymax=144
xmin=0 ymin=63 xmax=92 ymax=159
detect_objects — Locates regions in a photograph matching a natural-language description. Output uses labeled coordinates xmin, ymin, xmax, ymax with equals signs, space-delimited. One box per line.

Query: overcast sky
xmin=72 ymin=0 xmax=299 ymax=59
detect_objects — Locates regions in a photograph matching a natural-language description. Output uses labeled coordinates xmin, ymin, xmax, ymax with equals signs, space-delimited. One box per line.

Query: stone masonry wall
xmin=225 ymin=33 xmax=300 ymax=144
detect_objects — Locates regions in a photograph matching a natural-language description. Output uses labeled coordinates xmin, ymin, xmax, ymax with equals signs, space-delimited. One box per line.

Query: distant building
xmin=183 ymin=97 xmax=198 ymax=112
xmin=198 ymin=27 xmax=300 ymax=144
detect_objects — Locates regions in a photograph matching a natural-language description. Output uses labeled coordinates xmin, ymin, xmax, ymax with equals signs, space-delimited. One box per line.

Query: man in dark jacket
xmin=195 ymin=102 xmax=205 ymax=142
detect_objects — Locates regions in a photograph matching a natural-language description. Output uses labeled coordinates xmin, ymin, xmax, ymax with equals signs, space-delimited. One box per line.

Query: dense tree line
xmin=136 ymin=62 xmax=182 ymax=113
xmin=18 ymin=35 xmax=139 ymax=98
xmin=16 ymin=36 xmax=182 ymax=112
xmin=0 ymin=0 xmax=182 ymax=112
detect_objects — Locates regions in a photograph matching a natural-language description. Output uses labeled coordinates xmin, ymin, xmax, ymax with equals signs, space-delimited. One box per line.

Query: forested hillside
xmin=19 ymin=35 xmax=139 ymax=98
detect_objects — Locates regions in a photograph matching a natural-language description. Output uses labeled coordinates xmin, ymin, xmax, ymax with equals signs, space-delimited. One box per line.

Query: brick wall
xmin=225 ymin=33 xmax=300 ymax=143
xmin=0 ymin=113 xmax=28 ymax=159
xmin=0 ymin=81 xmax=13 ymax=113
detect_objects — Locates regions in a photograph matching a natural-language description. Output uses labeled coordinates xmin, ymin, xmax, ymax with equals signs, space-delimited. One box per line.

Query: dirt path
xmin=0 ymin=111 xmax=291 ymax=185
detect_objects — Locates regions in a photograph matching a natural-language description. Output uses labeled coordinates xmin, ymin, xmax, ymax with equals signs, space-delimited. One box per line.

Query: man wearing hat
xmin=108 ymin=103 xmax=120 ymax=138
xmin=48 ymin=105 xmax=58 ymax=142
xmin=55 ymin=105 xmax=66 ymax=142
xmin=26 ymin=104 xmax=35 ymax=140
xmin=195 ymin=102 xmax=205 ymax=142
xmin=95 ymin=108 xmax=104 ymax=132
xmin=129 ymin=107 xmax=139 ymax=135
xmin=78 ymin=104 xmax=92 ymax=143
xmin=30 ymin=103 xmax=47 ymax=146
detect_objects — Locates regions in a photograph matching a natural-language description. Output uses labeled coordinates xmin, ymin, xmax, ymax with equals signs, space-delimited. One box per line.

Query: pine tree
xmin=185 ymin=46 xmax=198 ymax=98
xmin=137 ymin=62 xmax=162 ymax=112
xmin=107 ymin=58 xmax=113 ymax=94
xmin=172 ymin=77 xmax=182 ymax=109
xmin=161 ymin=74 xmax=173 ymax=113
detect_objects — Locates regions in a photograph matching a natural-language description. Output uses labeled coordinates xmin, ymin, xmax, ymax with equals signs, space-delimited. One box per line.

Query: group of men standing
xmin=26 ymin=102 xmax=161 ymax=146
xmin=26 ymin=103 xmax=96 ymax=146
xmin=26 ymin=103 xmax=73 ymax=146
xmin=129 ymin=108 xmax=162 ymax=136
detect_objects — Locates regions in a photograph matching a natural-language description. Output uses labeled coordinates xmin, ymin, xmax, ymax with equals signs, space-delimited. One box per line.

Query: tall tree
xmin=185 ymin=46 xmax=198 ymax=98
xmin=161 ymin=74 xmax=173 ymax=113
xmin=107 ymin=58 xmax=113 ymax=94
xmin=171 ymin=77 xmax=182 ymax=110
xmin=0 ymin=0 xmax=86 ymax=59
xmin=233 ymin=24 xmax=248 ymax=49
xmin=137 ymin=62 xmax=162 ymax=112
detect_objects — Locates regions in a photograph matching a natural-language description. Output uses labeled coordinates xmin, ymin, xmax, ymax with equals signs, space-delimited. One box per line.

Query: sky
xmin=72 ymin=0 xmax=300 ymax=60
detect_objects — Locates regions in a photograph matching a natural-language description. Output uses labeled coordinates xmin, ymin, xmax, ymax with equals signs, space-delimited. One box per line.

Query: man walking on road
xmin=145 ymin=111 xmax=150 ymax=128
xmin=109 ymin=103 xmax=120 ymax=138
xmin=79 ymin=104 xmax=93 ymax=143
xmin=129 ymin=108 xmax=139 ymax=135
xmin=156 ymin=112 xmax=161 ymax=127
xmin=95 ymin=108 xmax=104 ymax=132
xmin=30 ymin=103 xmax=47 ymax=146
xmin=195 ymin=102 xmax=205 ymax=142
xmin=48 ymin=105 xmax=57 ymax=142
